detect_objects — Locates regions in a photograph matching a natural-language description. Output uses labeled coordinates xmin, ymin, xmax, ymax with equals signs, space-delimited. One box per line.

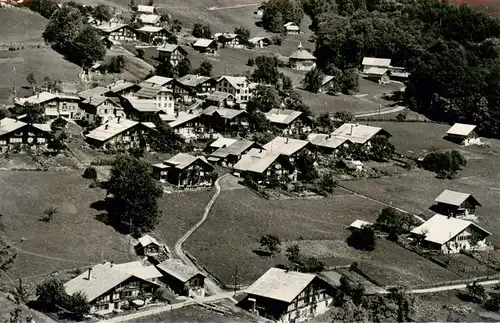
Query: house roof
xmin=138 ymin=234 xmax=160 ymax=247
xmin=64 ymin=264 xmax=135 ymax=302
xmin=342 ymin=159 xmax=363 ymax=169
xmin=362 ymin=57 xmax=392 ymax=67
xmin=245 ymin=268 xmax=317 ymax=303
xmin=322 ymin=75 xmax=335 ymax=86
xmin=0 ymin=117 xmax=26 ymax=136
xmin=265 ymin=109 xmax=303 ymax=125
xmin=78 ymin=86 xmax=108 ymax=99
xmin=289 ymin=43 xmax=316 ymax=60
xmin=157 ymin=259 xmax=205 ymax=283
xmin=177 ymin=74 xmax=213 ymax=87
xmin=193 ymin=38 xmax=215 ymax=48
xmin=125 ymin=98 xmax=159 ymax=112
xmin=33 ymin=123 xmax=51 ymax=133
xmin=349 ymin=220 xmax=373 ymax=229
xmin=157 ymin=44 xmax=187 ymax=55
xmin=364 ymin=67 xmax=388 ymax=76
xmin=205 ymin=91 xmax=234 ymax=102
xmin=209 ymin=137 xmax=238 ymax=149
xmin=263 ymin=136 xmax=309 ymax=156
xmin=217 ymin=76 xmax=248 ymax=90
xmin=159 ymin=114 xmax=177 ymax=122
xmin=142 ymin=75 xmax=173 ymax=87
xmin=318 ymin=271 xmax=342 ymax=286
xmin=107 ymin=261 xmax=163 ymax=280
xmin=332 ymin=123 xmax=389 ymax=144
xmin=447 ymin=123 xmax=477 ymax=137
xmin=106 ymin=80 xmax=136 ymax=93
xmin=137 ymin=25 xmax=164 ymax=33
xmin=86 ymin=118 xmax=139 ymax=142
xmin=97 ymin=23 xmax=130 ymax=34
xmin=83 ymin=96 xmax=121 ymax=108
xmin=137 ymin=5 xmax=156 ymax=13
xmin=164 ymin=153 xmax=212 ymax=170
xmin=138 ymin=14 xmax=161 ymax=24
xmin=135 ymin=84 xmax=163 ymax=98
xmin=411 ymin=214 xmax=490 ymax=245
xmin=15 ymin=91 xmax=80 ymax=105
xmin=249 ymin=36 xmax=270 ymax=44
xmin=202 ymin=106 xmax=246 ymax=119
xmin=307 ymin=133 xmax=349 ymax=149
xmin=211 ymin=139 xmax=256 ymax=158
xmin=234 ymin=148 xmax=286 ymax=174
xmin=168 ymin=111 xmax=200 ymax=128
xmin=434 ymin=189 xmax=481 ymax=207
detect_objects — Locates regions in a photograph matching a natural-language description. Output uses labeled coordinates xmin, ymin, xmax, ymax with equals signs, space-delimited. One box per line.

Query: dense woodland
xmin=265 ymin=0 xmax=500 ymax=137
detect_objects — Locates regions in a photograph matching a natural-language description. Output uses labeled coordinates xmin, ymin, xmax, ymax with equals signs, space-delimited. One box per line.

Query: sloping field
xmin=0 ymin=7 xmax=47 ymax=46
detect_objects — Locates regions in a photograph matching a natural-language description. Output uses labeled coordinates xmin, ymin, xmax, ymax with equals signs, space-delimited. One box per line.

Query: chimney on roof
xmin=327 ymin=133 xmax=331 ymax=139
xmin=286 ymin=137 xmax=289 ymax=144
xmin=349 ymin=124 xmax=353 ymax=136
xmin=259 ymin=148 xmax=262 ymax=153
xmin=117 ymin=116 xmax=121 ymax=123
xmin=105 ymin=124 xmax=109 ymax=130
xmin=87 ymin=268 xmax=92 ymax=280
xmin=175 ymin=111 xmax=179 ymax=118
xmin=110 ymin=261 xmax=114 ymax=267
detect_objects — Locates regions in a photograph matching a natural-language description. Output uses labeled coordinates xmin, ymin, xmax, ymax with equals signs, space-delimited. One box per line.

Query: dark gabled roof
xmin=210 ymin=139 xmax=258 ymax=158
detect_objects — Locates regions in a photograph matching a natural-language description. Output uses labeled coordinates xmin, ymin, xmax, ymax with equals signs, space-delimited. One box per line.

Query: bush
xmin=422 ymin=150 xmax=467 ymax=179
xmin=137 ymin=48 xmax=145 ymax=58
xmin=82 ymin=167 xmax=97 ymax=180
xmin=347 ymin=226 xmax=375 ymax=251
xmin=51 ymin=117 xmax=67 ymax=131
xmin=247 ymin=58 xmax=254 ymax=66
xmin=272 ymin=36 xmax=282 ymax=45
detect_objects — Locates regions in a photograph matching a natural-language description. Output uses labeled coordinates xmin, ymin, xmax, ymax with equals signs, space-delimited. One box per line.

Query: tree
xmin=286 ymin=244 xmax=301 ymax=264
xmin=302 ymin=68 xmax=324 ymax=93
xmin=148 ymin=121 xmax=185 ymax=153
xmin=93 ymin=4 xmax=112 ymax=22
xmin=370 ymin=135 xmax=395 ymax=161
xmin=259 ymin=234 xmax=281 ymax=256
xmin=295 ymin=151 xmax=318 ymax=182
xmin=66 ymin=291 xmax=90 ymax=315
xmin=69 ymin=25 xmax=107 ymax=67
xmin=43 ymin=76 xmax=62 ymax=93
xmin=40 ymin=206 xmax=58 ymax=223
xmin=484 ymin=289 xmax=500 ymax=311
xmin=48 ymin=132 xmax=67 ymax=152
xmin=137 ymin=48 xmax=145 ymax=58
xmin=171 ymin=19 xmax=182 ymax=33
xmin=347 ymin=225 xmax=375 ymax=251
xmin=105 ymin=55 xmax=126 ymax=73
xmin=262 ymin=0 xmax=303 ymax=33
xmin=376 ymin=207 xmax=412 ymax=240
xmin=36 ymin=278 xmax=68 ymax=311
xmin=333 ymin=110 xmax=354 ymax=124
xmin=107 ymin=155 xmax=163 ymax=234
xmin=195 ymin=61 xmax=212 ymax=76
xmin=281 ymin=74 xmax=293 ymax=90
xmin=157 ymin=60 xmax=175 ymax=77
xmin=319 ymin=171 xmax=337 ymax=193
xmin=252 ymin=56 xmax=281 ymax=84
xmin=300 ymin=257 xmax=325 ymax=273
xmin=234 ymin=26 xmax=251 ymax=45
xmin=39 ymin=0 xmax=59 ymax=18
xmin=340 ymin=68 xmax=359 ymax=93
xmin=422 ymin=150 xmax=467 ymax=179
xmin=192 ymin=23 xmax=211 ymax=38
xmin=466 ymin=281 xmax=486 ymax=303
xmin=176 ymin=58 xmax=192 ymax=77
xmin=82 ymin=167 xmax=98 ymax=180
xmin=247 ymin=85 xmax=281 ymax=114
xmin=51 ymin=117 xmax=67 ymax=131
xmin=26 ymin=73 xmax=37 ymax=94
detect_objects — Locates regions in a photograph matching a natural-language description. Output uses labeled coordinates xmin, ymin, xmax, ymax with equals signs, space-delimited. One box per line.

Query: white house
xmin=15 ymin=92 xmax=83 ymax=120
xmin=283 ymin=22 xmax=300 ymax=34
xmin=130 ymin=83 xmax=175 ymax=115
xmin=168 ymin=111 xmax=205 ymax=141
xmin=361 ymin=57 xmax=391 ymax=84
xmin=138 ymin=14 xmax=162 ymax=26
xmin=81 ymin=96 xmax=125 ymax=123
xmin=332 ymin=123 xmax=391 ymax=147
xmin=137 ymin=5 xmax=157 ymax=14
xmin=215 ymin=76 xmax=253 ymax=103
xmin=248 ymin=36 xmax=271 ymax=48
xmin=446 ymin=123 xmax=481 ymax=146
xmin=411 ymin=214 xmax=490 ymax=254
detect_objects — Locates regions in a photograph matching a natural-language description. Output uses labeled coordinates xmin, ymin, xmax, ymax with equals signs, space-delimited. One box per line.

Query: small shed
xmin=136 ymin=234 xmax=161 ymax=256
xmin=340 ymin=159 xmax=363 ymax=172
xmin=446 ymin=123 xmax=480 ymax=146
xmin=349 ymin=220 xmax=373 ymax=230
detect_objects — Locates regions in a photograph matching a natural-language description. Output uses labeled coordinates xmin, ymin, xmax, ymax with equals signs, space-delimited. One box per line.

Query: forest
xmin=264 ymin=0 xmax=500 ymax=137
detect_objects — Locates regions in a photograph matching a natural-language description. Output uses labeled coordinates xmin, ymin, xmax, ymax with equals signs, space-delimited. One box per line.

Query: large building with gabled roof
xmin=446 ymin=123 xmax=481 ymax=146
xmin=433 ymin=189 xmax=481 ymax=218
xmin=289 ymin=42 xmax=316 ymax=71
xmin=152 ymin=152 xmax=214 ymax=187
xmin=233 ymin=148 xmax=295 ymax=183
xmin=239 ymin=268 xmax=337 ymax=323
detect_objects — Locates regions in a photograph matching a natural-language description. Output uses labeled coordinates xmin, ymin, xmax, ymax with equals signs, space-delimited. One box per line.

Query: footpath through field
xmin=173 ymin=174 xmax=229 ymax=295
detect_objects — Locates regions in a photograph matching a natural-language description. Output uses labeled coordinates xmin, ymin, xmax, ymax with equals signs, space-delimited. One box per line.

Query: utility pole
xmin=234 ymin=265 xmax=238 ymax=296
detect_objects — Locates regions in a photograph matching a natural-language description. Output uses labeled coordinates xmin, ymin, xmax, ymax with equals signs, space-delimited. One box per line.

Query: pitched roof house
xmin=15 ymin=91 xmax=82 ymax=120
xmin=64 ymin=263 xmax=161 ymax=315
xmin=0 ymin=117 xmax=52 ymax=152
xmin=263 ymin=136 xmax=310 ymax=163
xmin=233 ymin=148 xmax=294 ymax=183
xmin=138 ymin=13 xmax=162 ymax=26
xmin=361 ymin=57 xmax=392 ymax=84
xmin=136 ymin=234 xmax=162 ymax=256
xmin=85 ymin=118 xmax=155 ymax=149
xmin=215 ymin=76 xmax=254 ymax=103
xmin=433 ymin=189 xmax=481 ymax=218
xmin=289 ymin=42 xmax=316 ymax=71
xmin=137 ymin=5 xmax=156 ymax=14
xmin=307 ymin=133 xmax=351 ymax=156
xmin=265 ymin=109 xmax=311 ymax=135
xmin=174 ymin=74 xmax=216 ymax=103
xmin=168 ymin=111 xmax=205 ymax=141
xmin=332 ymin=123 xmax=390 ymax=145
xmin=156 ymin=259 xmax=206 ymax=298
xmin=81 ymin=96 xmax=125 ymax=124
xmin=204 ymin=91 xmax=235 ymax=108
xmin=96 ymin=23 xmax=137 ymax=41
xmin=202 ymin=106 xmax=252 ymax=132
xmin=249 ymin=36 xmax=271 ymax=48
xmin=208 ymin=138 xmax=262 ymax=166
xmin=193 ymin=38 xmax=217 ymax=54
xmin=446 ymin=123 xmax=480 ymax=146
xmin=157 ymin=44 xmax=188 ymax=66
xmin=152 ymin=153 xmax=214 ymax=187
xmin=411 ymin=214 xmax=490 ymax=254
xmin=283 ymin=22 xmax=300 ymax=34
xmin=239 ymin=268 xmax=336 ymax=323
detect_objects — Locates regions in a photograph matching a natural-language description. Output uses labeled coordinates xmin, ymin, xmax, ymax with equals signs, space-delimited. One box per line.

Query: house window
xmin=0 ymin=140 xmax=6 ymax=145
xmin=10 ymin=138 xmax=22 ymax=143
xmin=28 ymin=132 xmax=35 ymax=137
xmin=62 ymin=103 xmax=68 ymax=111
xmin=14 ymin=132 xmax=22 ymax=137
xmin=37 ymin=138 xmax=46 ymax=144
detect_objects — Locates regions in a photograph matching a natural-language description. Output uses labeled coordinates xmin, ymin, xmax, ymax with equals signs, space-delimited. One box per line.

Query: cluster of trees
xmin=284 ymin=244 xmax=325 ymax=272
xmin=334 ymin=277 xmax=416 ymax=322
xmin=106 ymin=155 xmax=163 ymax=234
xmin=422 ymin=150 xmax=467 ymax=179
xmin=262 ymin=0 xmax=303 ymax=33
xmin=43 ymin=2 xmax=106 ymax=67
xmin=36 ymin=278 xmax=89 ymax=315
xmin=102 ymin=55 xmax=126 ymax=73
xmin=464 ymin=281 xmax=500 ymax=313
xmin=347 ymin=225 xmax=375 ymax=251
xmin=305 ymin=0 xmax=500 ymax=137
xmin=375 ymin=207 xmax=414 ymax=241
xmin=157 ymin=58 xmax=212 ymax=78
xmin=192 ymin=23 xmax=212 ymax=38
xmin=302 ymin=67 xmax=358 ymax=94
